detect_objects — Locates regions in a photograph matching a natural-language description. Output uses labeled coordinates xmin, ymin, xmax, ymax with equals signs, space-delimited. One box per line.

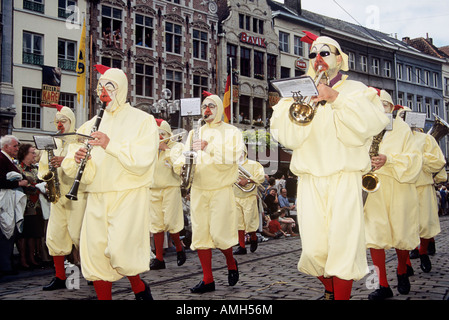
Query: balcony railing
xmin=23 ymin=51 xmax=44 ymax=66
xmin=23 ymin=0 xmax=44 ymax=14
xmin=58 ymin=58 xmax=77 ymax=72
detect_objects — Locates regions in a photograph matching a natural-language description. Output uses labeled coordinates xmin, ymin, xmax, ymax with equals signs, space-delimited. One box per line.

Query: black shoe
xmin=177 ymin=250 xmax=186 ymax=266
xmin=190 ymin=280 xmax=215 ymax=293
xmin=250 ymin=239 xmax=258 ymax=253
xmin=409 ymin=248 xmax=419 ymax=259
xmin=135 ymin=282 xmax=153 ymax=300
xmin=233 ymin=246 xmax=247 ymax=255
xmin=419 ymin=254 xmax=432 ymax=273
xmin=406 ymin=264 xmax=414 ymax=277
xmin=150 ymin=258 xmax=166 ymax=270
xmin=428 ymin=241 xmax=436 ymax=255
xmin=368 ymin=286 xmax=393 ymax=300
xmin=43 ymin=277 xmax=67 ymax=291
xmin=228 ymin=259 xmax=239 ymax=286
xmin=397 ymin=273 xmax=410 ymax=295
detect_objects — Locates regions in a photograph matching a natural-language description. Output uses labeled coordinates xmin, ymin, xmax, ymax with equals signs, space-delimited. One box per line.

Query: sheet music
xmin=180 ymin=98 xmax=201 ymax=116
xmin=270 ymin=76 xmax=319 ymax=98
xmin=404 ymin=112 xmax=426 ymax=129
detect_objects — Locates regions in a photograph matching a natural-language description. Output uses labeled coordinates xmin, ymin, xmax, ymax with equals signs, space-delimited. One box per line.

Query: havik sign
xmin=240 ymin=32 xmax=266 ymax=48
xmin=295 ymin=58 xmax=307 ymax=70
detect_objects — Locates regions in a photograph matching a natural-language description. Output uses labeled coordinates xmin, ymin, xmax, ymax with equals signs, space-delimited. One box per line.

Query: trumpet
xmin=289 ymin=65 xmax=328 ymax=126
xmin=235 ymin=165 xmax=257 ymax=193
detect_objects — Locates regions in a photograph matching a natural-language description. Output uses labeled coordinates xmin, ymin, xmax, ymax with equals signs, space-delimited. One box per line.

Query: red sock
xmin=406 ymin=254 xmax=412 ymax=267
xmin=127 ymin=275 xmax=145 ymax=294
xmin=170 ymin=232 xmax=184 ymax=252
xmin=153 ymin=232 xmax=165 ymax=261
xmin=220 ymin=247 xmax=237 ymax=270
xmin=395 ymin=249 xmax=409 ymax=275
xmin=238 ymin=230 xmax=246 ymax=248
xmin=197 ymin=249 xmax=214 ymax=284
xmin=317 ymin=276 xmax=333 ymax=292
xmin=53 ymin=256 xmax=66 ymax=280
xmin=333 ymin=277 xmax=353 ymax=300
xmin=93 ymin=280 xmax=112 ymax=300
xmin=250 ymin=232 xmax=258 ymax=241
xmin=370 ymin=248 xmax=389 ymax=288
xmin=419 ymin=238 xmax=431 ymax=255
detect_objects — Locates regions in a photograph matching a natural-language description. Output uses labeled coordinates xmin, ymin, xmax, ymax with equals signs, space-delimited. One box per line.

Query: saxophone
xmin=42 ymin=148 xmax=61 ymax=203
xmin=180 ymin=118 xmax=203 ymax=190
xmin=362 ymin=129 xmax=386 ymax=205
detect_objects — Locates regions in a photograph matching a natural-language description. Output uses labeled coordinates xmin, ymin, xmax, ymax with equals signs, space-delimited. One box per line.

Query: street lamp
xmin=151 ymin=88 xmax=180 ymax=128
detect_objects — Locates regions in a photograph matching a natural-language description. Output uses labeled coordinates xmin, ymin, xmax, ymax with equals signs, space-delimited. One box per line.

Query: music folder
xmin=270 ymin=76 xmax=319 ymax=98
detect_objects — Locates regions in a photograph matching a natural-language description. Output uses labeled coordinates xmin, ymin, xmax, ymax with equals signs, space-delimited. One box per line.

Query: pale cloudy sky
xmin=275 ymin=0 xmax=449 ymax=47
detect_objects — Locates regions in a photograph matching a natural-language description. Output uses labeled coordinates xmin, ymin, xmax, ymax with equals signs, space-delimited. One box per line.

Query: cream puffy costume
xmin=62 ymin=68 xmax=158 ymax=299
xmin=149 ymin=119 xmax=185 ymax=269
xmin=38 ymin=106 xmax=87 ymax=290
xmin=270 ymin=36 xmax=389 ymax=289
xmin=173 ymin=94 xmax=244 ymax=293
xmin=364 ymin=92 xmax=422 ymax=299
xmin=233 ymin=147 xmax=265 ymax=253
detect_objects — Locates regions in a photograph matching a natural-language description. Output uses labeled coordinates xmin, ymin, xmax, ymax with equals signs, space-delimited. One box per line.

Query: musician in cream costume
xmin=364 ymin=91 xmax=422 ymax=300
xmin=411 ymin=127 xmax=446 ymax=274
xmin=38 ymin=106 xmax=87 ymax=291
xmin=149 ymin=119 xmax=186 ymax=270
xmin=233 ymin=146 xmax=265 ymax=254
xmin=173 ymin=94 xmax=244 ymax=293
xmin=62 ymin=68 xmax=158 ymax=300
xmin=270 ymin=36 xmax=389 ymax=300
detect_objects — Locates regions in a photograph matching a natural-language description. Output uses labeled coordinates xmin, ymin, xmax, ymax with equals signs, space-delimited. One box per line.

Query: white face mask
xmin=201 ymin=101 xmax=218 ymax=123
xmin=97 ymin=79 xmax=119 ymax=112
xmin=159 ymin=129 xmax=169 ymax=141
xmin=54 ymin=115 xmax=71 ymax=134
xmin=309 ymin=43 xmax=341 ymax=78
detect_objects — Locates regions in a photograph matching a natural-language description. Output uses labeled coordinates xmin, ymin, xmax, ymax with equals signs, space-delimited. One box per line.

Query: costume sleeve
xmin=270 ymin=97 xmax=313 ymax=150
xmin=105 ymin=115 xmax=158 ymax=176
xmin=252 ymin=161 xmax=266 ymax=184
xmin=332 ymin=85 xmax=389 ymax=147
xmin=202 ymin=127 xmax=244 ymax=165
xmin=434 ymin=167 xmax=448 ymax=184
xmin=422 ymin=134 xmax=446 ymax=175
xmin=172 ymin=130 xmax=191 ymax=175
xmin=166 ymin=142 xmax=184 ymax=166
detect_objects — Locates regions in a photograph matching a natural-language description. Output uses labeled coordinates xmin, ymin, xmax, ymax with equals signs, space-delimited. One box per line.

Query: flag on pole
xmin=76 ymin=19 xmax=87 ymax=107
xmin=223 ymin=68 xmax=232 ymax=123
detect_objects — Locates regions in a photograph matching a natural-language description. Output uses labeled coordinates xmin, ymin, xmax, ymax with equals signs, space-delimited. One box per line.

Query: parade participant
xmin=410 ymin=127 xmax=446 ymax=274
xmin=270 ymin=35 xmax=389 ymax=300
xmin=38 ymin=106 xmax=87 ymax=290
xmin=174 ymin=94 xmax=244 ymax=293
xmin=149 ymin=119 xmax=186 ymax=270
xmin=364 ymin=94 xmax=422 ymax=300
xmin=62 ymin=67 xmax=159 ymax=300
xmin=0 ymin=135 xmax=28 ymax=275
xmin=233 ymin=146 xmax=265 ymax=255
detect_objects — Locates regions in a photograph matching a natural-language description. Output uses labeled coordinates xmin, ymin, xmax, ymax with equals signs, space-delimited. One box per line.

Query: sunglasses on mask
xmin=308 ymin=50 xmax=338 ymax=59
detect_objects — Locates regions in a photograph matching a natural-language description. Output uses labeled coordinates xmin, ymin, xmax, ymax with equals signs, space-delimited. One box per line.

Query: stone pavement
xmin=1 ymin=216 xmax=448 ymax=302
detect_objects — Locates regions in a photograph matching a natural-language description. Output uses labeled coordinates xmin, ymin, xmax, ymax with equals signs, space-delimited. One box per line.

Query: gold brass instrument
xmin=362 ymin=129 xmax=386 ymax=205
xmin=180 ymin=118 xmax=203 ymax=190
xmin=234 ymin=165 xmax=257 ymax=193
xmin=42 ymin=147 xmax=61 ymax=204
xmin=289 ymin=65 xmax=329 ymax=126
xmin=428 ymin=114 xmax=449 ymax=143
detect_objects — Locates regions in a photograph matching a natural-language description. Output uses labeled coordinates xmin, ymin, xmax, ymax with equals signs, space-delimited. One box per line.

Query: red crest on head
xmin=202 ymin=90 xmax=213 ymax=97
xmin=369 ymin=87 xmax=381 ymax=96
xmin=394 ymin=105 xmax=404 ymax=111
xmin=300 ymin=31 xmax=318 ymax=45
xmin=155 ymin=118 xmax=164 ymax=126
xmin=50 ymin=103 xmax=64 ymax=111
xmin=94 ymin=64 xmax=111 ymax=75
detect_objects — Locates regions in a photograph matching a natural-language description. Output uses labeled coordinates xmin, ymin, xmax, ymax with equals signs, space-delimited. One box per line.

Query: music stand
xmin=33 ymin=135 xmax=57 ymax=151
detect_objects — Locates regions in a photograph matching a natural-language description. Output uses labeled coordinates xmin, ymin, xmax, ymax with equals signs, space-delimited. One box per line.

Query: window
xmin=240 ymin=47 xmax=251 ymax=77
xmin=135 ymin=14 xmax=153 ymax=48
xmin=165 ymin=22 xmax=182 ymax=54
xmin=239 ymin=14 xmax=250 ymax=30
xmin=254 ymin=50 xmax=264 ymax=79
xmin=360 ymin=55 xmax=368 ymax=72
xmin=102 ymin=5 xmax=122 ymax=49
xmin=281 ymin=67 xmax=290 ymax=79
xmin=193 ymin=75 xmax=208 ymax=98
xmin=425 ymin=98 xmax=431 ymax=118
xmin=23 ymin=0 xmax=44 ymax=13
xmin=293 ymin=36 xmax=303 ymax=57
xmin=22 ymin=87 xmax=42 ymax=129
xmin=267 ymin=54 xmax=276 ymax=80
xmin=193 ymin=29 xmax=207 ymax=60
xmin=372 ymin=58 xmax=380 ymax=75
xmin=424 ymin=70 xmax=430 ymax=85
xmin=166 ymin=70 xmax=182 ymax=100
xmin=417 ymin=96 xmax=423 ymax=113
xmin=435 ymin=100 xmax=440 ymax=117
xmin=416 ymin=68 xmax=422 ymax=84
xmin=433 ymin=73 xmax=439 ymax=88
xmin=101 ymin=56 xmax=122 ymax=69
xmin=407 ymin=94 xmax=414 ymax=110
xmin=406 ymin=66 xmax=413 ymax=82
xmin=397 ymin=92 xmax=404 ymax=106
xmin=445 ymin=77 xmax=449 ymax=95
xmin=58 ymin=39 xmax=77 ymax=71
xmin=136 ymin=63 xmax=153 ymax=97
xmin=384 ymin=61 xmax=392 ymax=77
xmin=397 ymin=64 xmax=403 ymax=80
xmin=279 ymin=31 xmax=289 ymax=53
xmin=58 ymin=0 xmax=77 ymax=19
xmin=23 ymin=32 xmax=43 ymax=66
xmin=253 ymin=18 xmax=264 ymax=34
xmin=348 ymin=52 xmax=355 ymax=70
xmin=227 ymin=44 xmax=237 ymax=71
xmin=59 ymin=92 xmax=76 ymax=110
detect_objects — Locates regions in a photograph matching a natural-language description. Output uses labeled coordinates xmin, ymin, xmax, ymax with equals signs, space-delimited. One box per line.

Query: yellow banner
xmin=76 ymin=19 xmax=86 ymax=107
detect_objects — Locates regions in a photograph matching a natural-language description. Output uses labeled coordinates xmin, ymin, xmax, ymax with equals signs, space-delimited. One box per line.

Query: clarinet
xmin=66 ymin=101 xmax=107 ymax=200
